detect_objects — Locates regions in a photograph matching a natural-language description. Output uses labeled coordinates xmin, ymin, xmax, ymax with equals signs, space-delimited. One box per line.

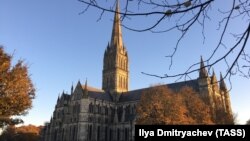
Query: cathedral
xmin=41 ymin=2 xmax=232 ymax=141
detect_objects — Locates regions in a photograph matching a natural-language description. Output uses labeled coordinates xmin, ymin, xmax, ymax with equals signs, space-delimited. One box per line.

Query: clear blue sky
xmin=0 ymin=0 xmax=249 ymax=125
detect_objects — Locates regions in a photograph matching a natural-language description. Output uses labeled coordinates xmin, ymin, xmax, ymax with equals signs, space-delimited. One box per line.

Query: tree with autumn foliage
xmin=178 ymin=86 xmax=213 ymax=124
xmin=0 ymin=47 xmax=35 ymax=128
xmin=136 ymin=85 xmax=213 ymax=124
xmin=136 ymin=86 xmax=186 ymax=124
xmin=214 ymin=107 xmax=234 ymax=124
xmin=0 ymin=125 xmax=42 ymax=141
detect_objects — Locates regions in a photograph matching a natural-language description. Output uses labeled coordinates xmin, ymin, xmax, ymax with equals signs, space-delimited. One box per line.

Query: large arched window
xmin=97 ymin=126 xmax=100 ymax=141
xmin=110 ymin=128 xmax=113 ymax=141
xmin=88 ymin=125 xmax=92 ymax=140
xmin=117 ymin=128 xmax=120 ymax=141
xmin=89 ymin=103 xmax=93 ymax=113
xmin=72 ymin=126 xmax=76 ymax=141
xmin=54 ymin=129 xmax=57 ymax=141
xmin=105 ymin=126 xmax=108 ymax=141
xmin=125 ymin=128 xmax=128 ymax=141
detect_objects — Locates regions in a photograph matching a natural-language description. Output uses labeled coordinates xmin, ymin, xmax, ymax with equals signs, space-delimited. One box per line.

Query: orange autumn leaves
xmin=136 ymin=86 xmax=213 ymax=125
xmin=0 ymin=47 xmax=35 ymax=127
xmin=0 ymin=125 xmax=42 ymax=141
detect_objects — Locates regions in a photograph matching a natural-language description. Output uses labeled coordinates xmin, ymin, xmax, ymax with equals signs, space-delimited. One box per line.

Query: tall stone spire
xmin=110 ymin=0 xmax=123 ymax=48
xmin=199 ymin=56 xmax=208 ymax=78
xmin=102 ymin=0 xmax=129 ymax=93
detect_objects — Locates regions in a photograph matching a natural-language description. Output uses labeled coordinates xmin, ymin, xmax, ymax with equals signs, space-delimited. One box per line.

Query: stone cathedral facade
xmin=41 ymin=2 xmax=232 ymax=141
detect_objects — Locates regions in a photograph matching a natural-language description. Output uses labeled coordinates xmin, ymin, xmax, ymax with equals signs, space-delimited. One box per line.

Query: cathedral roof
xmin=119 ymin=79 xmax=199 ymax=102
xmin=74 ymin=79 xmax=200 ymax=103
xmin=82 ymin=85 xmax=104 ymax=92
xmin=88 ymin=91 xmax=113 ymax=101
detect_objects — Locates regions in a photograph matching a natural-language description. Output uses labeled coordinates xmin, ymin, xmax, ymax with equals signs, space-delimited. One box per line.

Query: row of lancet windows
xmin=105 ymin=58 xmax=114 ymax=69
xmin=50 ymin=125 xmax=77 ymax=141
xmin=48 ymin=124 xmax=130 ymax=141
xmin=105 ymin=77 xmax=113 ymax=89
xmin=88 ymin=104 xmax=136 ymax=116
xmin=118 ymin=76 xmax=127 ymax=89
xmin=118 ymin=57 xmax=127 ymax=70
xmin=105 ymin=57 xmax=127 ymax=70
xmin=89 ymin=103 xmax=110 ymax=115
xmin=88 ymin=125 xmax=130 ymax=141
xmin=54 ymin=104 xmax=80 ymax=121
xmin=104 ymin=76 xmax=127 ymax=90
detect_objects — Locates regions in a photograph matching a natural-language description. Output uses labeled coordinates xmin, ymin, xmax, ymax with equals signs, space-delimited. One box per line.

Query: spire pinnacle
xmin=83 ymin=78 xmax=88 ymax=97
xmin=211 ymin=69 xmax=217 ymax=84
xmin=71 ymin=82 xmax=74 ymax=94
xmin=110 ymin=0 xmax=123 ymax=48
xmin=76 ymin=80 xmax=82 ymax=90
xmin=84 ymin=78 xmax=88 ymax=90
xmin=220 ymin=72 xmax=227 ymax=91
xmin=199 ymin=56 xmax=208 ymax=78
xmin=57 ymin=94 xmax=60 ymax=102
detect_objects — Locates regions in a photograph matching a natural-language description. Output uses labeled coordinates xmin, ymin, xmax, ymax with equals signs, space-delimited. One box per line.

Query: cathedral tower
xmin=102 ymin=1 xmax=129 ymax=93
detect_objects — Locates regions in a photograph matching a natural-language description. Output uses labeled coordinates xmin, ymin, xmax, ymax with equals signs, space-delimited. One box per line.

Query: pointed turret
xmin=57 ymin=95 xmax=60 ymax=102
xmin=71 ymin=80 xmax=83 ymax=100
xmin=83 ymin=79 xmax=88 ymax=97
xmin=105 ymin=43 xmax=110 ymax=53
xmin=84 ymin=79 xmax=88 ymax=90
xmin=76 ymin=80 xmax=82 ymax=88
xmin=211 ymin=70 xmax=218 ymax=84
xmin=220 ymin=72 xmax=227 ymax=91
xmin=110 ymin=0 xmax=123 ymax=48
xmin=199 ymin=56 xmax=208 ymax=78
xmin=220 ymin=73 xmax=232 ymax=116
xmin=211 ymin=70 xmax=220 ymax=101
xmin=71 ymin=83 xmax=74 ymax=94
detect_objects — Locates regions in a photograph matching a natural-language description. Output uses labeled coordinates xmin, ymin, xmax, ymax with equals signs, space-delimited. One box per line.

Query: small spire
xmin=211 ymin=69 xmax=218 ymax=84
xmin=71 ymin=83 xmax=74 ymax=94
xmin=77 ymin=80 xmax=81 ymax=87
xmin=84 ymin=78 xmax=88 ymax=90
xmin=220 ymin=72 xmax=227 ymax=91
xmin=199 ymin=56 xmax=208 ymax=78
xmin=83 ymin=78 xmax=88 ymax=98
xmin=110 ymin=0 xmax=123 ymax=49
xmin=57 ymin=94 xmax=60 ymax=102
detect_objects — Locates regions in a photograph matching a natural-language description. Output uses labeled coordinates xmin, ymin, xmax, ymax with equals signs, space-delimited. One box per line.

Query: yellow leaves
xmin=136 ymin=85 xmax=214 ymax=125
xmin=0 ymin=125 xmax=42 ymax=141
xmin=0 ymin=47 xmax=35 ymax=127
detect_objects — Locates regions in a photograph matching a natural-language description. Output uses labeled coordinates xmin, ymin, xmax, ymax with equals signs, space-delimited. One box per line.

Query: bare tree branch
xmin=78 ymin=0 xmax=250 ymax=85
